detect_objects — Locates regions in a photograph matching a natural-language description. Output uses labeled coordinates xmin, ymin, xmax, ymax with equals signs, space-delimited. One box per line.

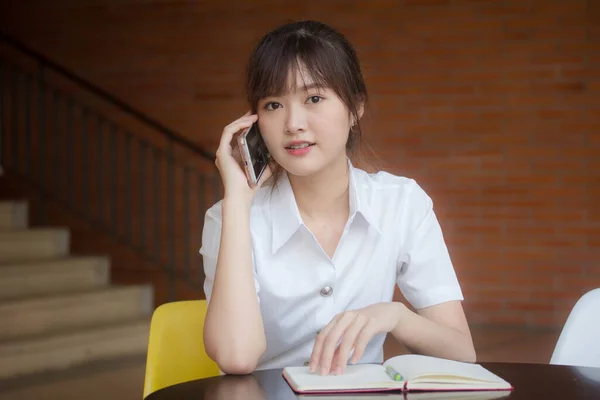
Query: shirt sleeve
xmin=199 ymin=201 xmax=261 ymax=304
xmin=396 ymin=182 xmax=464 ymax=310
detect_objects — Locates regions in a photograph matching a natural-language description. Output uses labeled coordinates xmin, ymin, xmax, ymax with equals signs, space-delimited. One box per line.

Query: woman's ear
xmin=357 ymin=99 xmax=365 ymax=120
xmin=350 ymin=96 xmax=365 ymax=126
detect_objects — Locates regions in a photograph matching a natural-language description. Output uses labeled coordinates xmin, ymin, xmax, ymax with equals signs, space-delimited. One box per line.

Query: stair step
xmin=0 ymin=229 xmax=69 ymax=263
xmin=0 ymin=285 xmax=153 ymax=340
xmin=0 ymin=256 xmax=110 ymax=300
xmin=0 ymin=201 xmax=28 ymax=230
xmin=0 ymin=318 xmax=150 ymax=379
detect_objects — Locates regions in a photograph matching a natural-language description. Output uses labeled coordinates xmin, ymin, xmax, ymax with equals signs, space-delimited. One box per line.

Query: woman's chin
xmin=274 ymin=148 xmax=347 ymax=179
xmin=277 ymin=157 xmax=323 ymax=178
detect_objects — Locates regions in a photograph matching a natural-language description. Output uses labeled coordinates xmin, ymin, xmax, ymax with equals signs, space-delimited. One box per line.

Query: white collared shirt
xmin=200 ymin=161 xmax=463 ymax=370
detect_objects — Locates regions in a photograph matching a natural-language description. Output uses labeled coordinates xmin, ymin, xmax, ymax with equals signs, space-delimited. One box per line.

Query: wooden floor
xmin=0 ymin=326 xmax=561 ymax=400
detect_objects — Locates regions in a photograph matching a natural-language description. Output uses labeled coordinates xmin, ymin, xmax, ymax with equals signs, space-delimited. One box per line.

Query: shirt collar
xmin=270 ymin=159 xmax=381 ymax=254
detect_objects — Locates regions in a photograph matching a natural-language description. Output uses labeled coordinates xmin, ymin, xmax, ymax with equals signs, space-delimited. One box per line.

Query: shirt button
xmin=320 ymin=286 xmax=333 ymax=297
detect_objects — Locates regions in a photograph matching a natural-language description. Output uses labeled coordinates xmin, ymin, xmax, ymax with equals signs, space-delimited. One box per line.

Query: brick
xmin=505 ymin=68 xmax=556 ymax=81
xmin=505 ymin=147 xmax=560 ymax=159
xmin=485 ymin=313 xmax=529 ymax=326
xmin=461 ymin=274 xmax=504 ymax=287
xmin=480 ymin=186 xmax=530 ymax=197
xmin=561 ymin=227 xmax=600 ymax=236
xmin=560 ymin=174 xmax=598 ymax=185
xmin=506 ymin=301 xmax=554 ymax=312
xmin=555 ymin=277 xmax=600 ymax=291
xmin=454 ymin=223 xmax=502 ymax=235
xmin=528 ymin=312 xmax=568 ymax=329
xmin=404 ymin=0 xmax=450 ymax=6
xmin=532 ymin=159 xmax=586 ymax=171
xmin=507 ymin=273 xmax=555 ymax=287
xmin=380 ymin=135 xmax=424 ymax=146
xmin=589 ymin=133 xmax=600 ymax=146
xmin=560 ymin=67 xmax=589 ymax=80
xmin=452 ymin=173 xmax=504 ymax=186
xmin=529 ymin=289 xmax=581 ymax=302
xmin=478 ymin=288 xmax=529 ymax=302
xmin=480 ymin=159 xmax=531 ymax=172
xmin=463 ymin=301 xmax=504 ymax=313
xmin=535 ymin=238 xmax=586 ymax=249
xmin=480 ymin=207 xmax=530 ymax=220
xmin=559 ymin=147 xmax=598 ymax=158
xmin=479 ymin=133 xmax=529 ymax=145
xmin=506 ymin=172 xmax=557 ymax=185
xmin=534 ymin=27 xmax=588 ymax=41
xmin=423 ymin=157 xmax=478 ymax=172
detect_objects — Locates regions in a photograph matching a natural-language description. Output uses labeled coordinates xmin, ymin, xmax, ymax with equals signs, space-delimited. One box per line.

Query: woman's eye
xmin=307 ymin=96 xmax=323 ymax=104
xmin=264 ymin=102 xmax=281 ymax=111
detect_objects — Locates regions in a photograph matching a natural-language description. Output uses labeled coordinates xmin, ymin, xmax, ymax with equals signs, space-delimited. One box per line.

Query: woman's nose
xmin=284 ymin=106 xmax=308 ymax=134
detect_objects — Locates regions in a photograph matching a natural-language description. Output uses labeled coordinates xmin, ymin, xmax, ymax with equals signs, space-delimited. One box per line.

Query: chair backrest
xmin=143 ymin=300 xmax=220 ymax=399
xmin=550 ymin=288 xmax=600 ymax=368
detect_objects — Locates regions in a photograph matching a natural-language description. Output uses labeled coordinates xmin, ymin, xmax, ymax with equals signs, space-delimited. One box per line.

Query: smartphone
xmin=238 ymin=122 xmax=270 ymax=187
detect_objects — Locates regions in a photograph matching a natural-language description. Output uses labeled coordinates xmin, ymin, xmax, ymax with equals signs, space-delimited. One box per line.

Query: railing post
xmin=125 ymin=132 xmax=132 ymax=244
xmin=167 ymin=141 xmax=175 ymax=301
xmin=38 ymin=63 xmax=46 ymax=224
xmin=110 ymin=122 xmax=118 ymax=236
xmin=0 ymin=59 xmax=4 ymax=174
xmin=152 ymin=147 xmax=160 ymax=263
xmin=183 ymin=165 xmax=191 ymax=285
xmin=138 ymin=140 xmax=146 ymax=250
xmin=66 ymin=98 xmax=75 ymax=209
xmin=11 ymin=68 xmax=18 ymax=174
xmin=81 ymin=107 xmax=89 ymax=218
xmin=24 ymin=72 xmax=32 ymax=177
xmin=96 ymin=116 xmax=104 ymax=225
xmin=53 ymin=90 xmax=60 ymax=201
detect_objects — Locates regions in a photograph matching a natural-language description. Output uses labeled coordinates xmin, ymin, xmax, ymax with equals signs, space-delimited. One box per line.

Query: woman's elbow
xmin=216 ymin=355 xmax=260 ymax=375
xmin=204 ymin=338 xmax=265 ymax=375
xmin=459 ymin=341 xmax=477 ymax=363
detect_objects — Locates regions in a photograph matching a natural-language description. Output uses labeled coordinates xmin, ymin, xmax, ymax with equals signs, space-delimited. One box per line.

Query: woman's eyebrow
xmin=298 ymin=82 xmax=322 ymax=92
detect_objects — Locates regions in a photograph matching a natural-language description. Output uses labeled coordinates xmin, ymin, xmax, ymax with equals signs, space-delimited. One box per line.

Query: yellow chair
xmin=143 ymin=300 xmax=220 ymax=398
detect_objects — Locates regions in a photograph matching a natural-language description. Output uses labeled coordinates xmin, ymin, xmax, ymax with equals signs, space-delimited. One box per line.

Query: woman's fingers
xmin=217 ymin=114 xmax=257 ymax=158
xmin=310 ymin=314 xmax=341 ymax=373
xmin=330 ymin=315 xmax=369 ymax=374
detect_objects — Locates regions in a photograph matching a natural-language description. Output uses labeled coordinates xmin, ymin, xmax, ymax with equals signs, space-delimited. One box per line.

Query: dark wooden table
xmin=146 ymin=362 xmax=600 ymax=400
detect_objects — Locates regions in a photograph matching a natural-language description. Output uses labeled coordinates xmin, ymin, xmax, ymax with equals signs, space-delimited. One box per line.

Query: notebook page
xmin=283 ymin=364 xmax=403 ymax=391
xmin=404 ymin=390 xmax=513 ymax=400
xmin=297 ymin=395 xmax=404 ymax=400
xmin=384 ymin=355 xmax=506 ymax=384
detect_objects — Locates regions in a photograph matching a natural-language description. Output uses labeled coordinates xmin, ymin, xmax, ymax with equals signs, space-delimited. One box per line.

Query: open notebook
xmin=283 ymin=354 xmax=513 ymax=394
xmin=297 ymin=391 xmax=513 ymax=400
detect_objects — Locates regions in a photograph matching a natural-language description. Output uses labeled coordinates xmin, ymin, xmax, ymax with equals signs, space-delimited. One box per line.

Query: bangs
xmin=246 ymin=30 xmax=356 ymax=112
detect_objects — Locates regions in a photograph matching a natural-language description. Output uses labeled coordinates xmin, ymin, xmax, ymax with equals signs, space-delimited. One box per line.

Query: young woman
xmin=200 ymin=20 xmax=476 ymax=376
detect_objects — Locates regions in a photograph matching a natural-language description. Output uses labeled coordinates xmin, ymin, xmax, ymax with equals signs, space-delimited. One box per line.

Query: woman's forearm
xmin=204 ymin=197 xmax=266 ymax=374
xmin=389 ymin=302 xmax=476 ymax=363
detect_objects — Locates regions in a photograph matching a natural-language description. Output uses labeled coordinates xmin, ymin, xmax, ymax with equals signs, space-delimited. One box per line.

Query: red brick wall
xmin=1 ymin=0 xmax=599 ymax=328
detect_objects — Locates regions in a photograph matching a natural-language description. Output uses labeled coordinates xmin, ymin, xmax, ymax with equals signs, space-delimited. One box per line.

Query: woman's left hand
xmin=309 ymin=302 xmax=404 ymax=376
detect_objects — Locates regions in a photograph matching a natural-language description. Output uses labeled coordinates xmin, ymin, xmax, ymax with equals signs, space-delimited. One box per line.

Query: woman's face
xmin=256 ymin=67 xmax=355 ymax=179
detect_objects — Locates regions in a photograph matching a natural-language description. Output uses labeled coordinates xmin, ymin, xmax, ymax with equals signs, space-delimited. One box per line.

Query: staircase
xmin=0 ymin=200 xmax=152 ymax=379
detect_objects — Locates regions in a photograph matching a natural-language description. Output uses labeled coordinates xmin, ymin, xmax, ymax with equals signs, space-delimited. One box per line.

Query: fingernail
xmin=335 ymin=368 xmax=342 ymax=375
xmin=321 ymin=367 xmax=327 ymax=376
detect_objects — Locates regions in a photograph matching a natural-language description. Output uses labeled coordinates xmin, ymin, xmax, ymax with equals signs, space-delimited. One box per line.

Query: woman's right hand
xmin=215 ymin=112 xmax=272 ymax=203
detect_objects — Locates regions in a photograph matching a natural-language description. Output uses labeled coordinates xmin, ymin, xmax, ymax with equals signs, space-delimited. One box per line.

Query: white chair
xmin=550 ymin=288 xmax=600 ymax=368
